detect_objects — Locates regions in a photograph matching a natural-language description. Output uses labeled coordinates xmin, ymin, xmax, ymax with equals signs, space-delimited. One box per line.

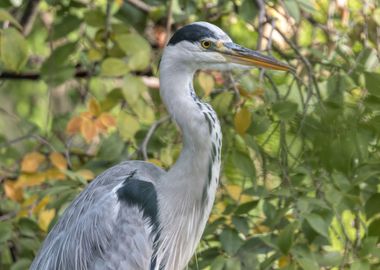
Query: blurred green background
xmin=1 ymin=0 xmax=380 ymax=269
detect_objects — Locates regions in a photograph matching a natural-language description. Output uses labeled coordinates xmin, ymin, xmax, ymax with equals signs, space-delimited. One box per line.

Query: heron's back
xmin=30 ymin=160 xmax=165 ymax=270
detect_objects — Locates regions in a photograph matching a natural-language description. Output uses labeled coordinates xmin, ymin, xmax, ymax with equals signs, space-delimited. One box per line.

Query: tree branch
xmin=20 ymin=0 xmax=40 ymax=35
xmin=0 ymin=70 xmax=160 ymax=89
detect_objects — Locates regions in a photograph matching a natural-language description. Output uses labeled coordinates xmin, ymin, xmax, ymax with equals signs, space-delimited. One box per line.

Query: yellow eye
xmin=201 ymin=40 xmax=212 ymax=49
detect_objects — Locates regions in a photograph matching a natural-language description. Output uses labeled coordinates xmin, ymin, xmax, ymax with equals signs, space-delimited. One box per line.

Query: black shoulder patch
xmin=168 ymin=24 xmax=218 ymax=45
xmin=117 ymin=174 xmax=159 ymax=232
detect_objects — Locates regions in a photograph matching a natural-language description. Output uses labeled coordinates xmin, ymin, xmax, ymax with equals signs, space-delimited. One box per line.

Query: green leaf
xmin=211 ymin=92 xmax=233 ymax=116
xmin=51 ymin=15 xmax=81 ymax=40
xmin=225 ymin=257 xmax=241 ymax=270
xmin=365 ymin=72 xmax=380 ymax=97
xmin=0 ymin=28 xmax=29 ymax=71
xmin=0 ymin=222 xmax=12 ymax=243
xmin=232 ymin=150 xmax=256 ymax=179
xmin=10 ymin=258 xmax=32 ymax=270
xmin=41 ymin=42 xmax=76 ymax=85
xmin=235 ymin=200 xmax=259 ymax=215
xmin=43 ymin=42 xmax=77 ymax=68
xmin=232 ymin=216 xmax=249 ymax=235
xmin=114 ymin=33 xmax=151 ymax=71
xmin=365 ymin=194 xmax=380 ymax=219
xmin=272 ymin=100 xmax=298 ymax=120
xmin=296 ymin=257 xmax=319 ymax=270
xmin=284 ymin=0 xmax=300 ymax=22
xmin=210 ymin=256 xmax=225 ymax=270
xmin=359 ymin=236 xmax=379 ymax=257
xmin=350 ymin=260 xmax=370 ymax=270
xmin=368 ymin=217 xmax=380 ymax=239
xmin=100 ymin=88 xmax=124 ymax=111
xmin=18 ymin=218 xmax=40 ymax=238
xmin=240 ymin=0 xmax=258 ymax=21
xmin=305 ymin=213 xmax=329 ymax=239
xmin=0 ymin=8 xmax=22 ymax=29
xmin=219 ymin=228 xmax=243 ymax=255
xmin=117 ymin=112 xmax=140 ymax=140
xmin=83 ymin=9 xmax=106 ymax=28
xmin=122 ymin=74 xmax=146 ymax=105
xmin=100 ymin=58 xmax=129 ymax=77
xmin=277 ymin=223 xmax=295 ymax=254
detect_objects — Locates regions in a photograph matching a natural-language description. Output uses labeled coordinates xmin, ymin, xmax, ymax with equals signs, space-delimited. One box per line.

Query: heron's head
xmin=161 ymin=21 xmax=290 ymax=72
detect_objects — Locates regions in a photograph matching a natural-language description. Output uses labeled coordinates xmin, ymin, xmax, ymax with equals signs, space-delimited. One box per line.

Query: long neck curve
xmin=159 ymin=53 xmax=221 ymax=196
xmin=156 ymin=48 xmax=222 ymax=270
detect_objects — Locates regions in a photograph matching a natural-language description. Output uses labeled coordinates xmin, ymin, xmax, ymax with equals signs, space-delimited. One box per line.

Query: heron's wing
xmin=30 ymin=161 xmax=165 ymax=270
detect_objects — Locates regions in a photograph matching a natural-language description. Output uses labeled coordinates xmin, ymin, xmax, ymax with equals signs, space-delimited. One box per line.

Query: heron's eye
xmin=201 ymin=40 xmax=212 ymax=49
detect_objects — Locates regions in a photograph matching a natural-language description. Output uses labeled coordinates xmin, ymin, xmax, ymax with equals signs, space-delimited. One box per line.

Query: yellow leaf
xmin=80 ymin=118 xmax=97 ymax=143
xmin=147 ymin=158 xmax=162 ymax=167
xmin=278 ymin=255 xmax=290 ymax=268
xmin=253 ymin=224 xmax=271 ymax=234
xmin=16 ymin=173 xmax=46 ymax=187
xmin=87 ymin=49 xmax=102 ymax=61
xmin=234 ymin=108 xmax=252 ymax=135
xmin=33 ymin=196 xmax=51 ymax=214
xmin=21 ymin=152 xmax=45 ymax=173
xmin=17 ymin=209 xmax=29 ymax=218
xmin=198 ymin=72 xmax=215 ymax=96
xmin=77 ymin=169 xmax=95 ymax=181
xmin=38 ymin=208 xmax=55 ymax=232
xmin=225 ymin=184 xmax=242 ymax=201
xmin=215 ymin=201 xmax=226 ymax=214
xmin=49 ymin=152 xmax=67 ymax=170
xmin=45 ymin=168 xmax=66 ymax=180
xmin=4 ymin=180 xmax=23 ymax=202
xmin=66 ymin=116 xmax=82 ymax=135
xmin=22 ymin=194 xmax=38 ymax=208
xmin=88 ymin=97 xmax=101 ymax=116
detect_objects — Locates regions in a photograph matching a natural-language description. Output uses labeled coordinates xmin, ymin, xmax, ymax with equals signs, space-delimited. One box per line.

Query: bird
xmin=30 ymin=22 xmax=290 ymax=270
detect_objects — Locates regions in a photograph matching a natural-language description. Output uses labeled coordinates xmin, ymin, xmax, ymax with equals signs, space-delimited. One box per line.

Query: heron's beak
xmin=217 ymin=42 xmax=291 ymax=71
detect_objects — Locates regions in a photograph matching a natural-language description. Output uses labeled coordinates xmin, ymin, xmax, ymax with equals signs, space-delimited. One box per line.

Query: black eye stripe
xmin=168 ymin=24 xmax=219 ymax=45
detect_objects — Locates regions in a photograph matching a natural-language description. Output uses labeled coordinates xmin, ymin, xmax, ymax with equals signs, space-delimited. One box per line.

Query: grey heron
xmin=30 ymin=22 xmax=290 ymax=270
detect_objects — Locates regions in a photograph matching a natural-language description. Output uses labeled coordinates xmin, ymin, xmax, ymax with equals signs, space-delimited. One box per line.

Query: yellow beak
xmin=218 ymin=42 xmax=291 ymax=71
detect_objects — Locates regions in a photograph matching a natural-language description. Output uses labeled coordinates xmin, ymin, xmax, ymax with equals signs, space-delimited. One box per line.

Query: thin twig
xmin=127 ymin=0 xmax=153 ymax=13
xmin=104 ymin=0 xmax=114 ymax=58
xmin=141 ymin=116 xmax=170 ymax=160
xmin=165 ymin=0 xmax=174 ymax=44
xmin=255 ymin=0 xmax=265 ymax=51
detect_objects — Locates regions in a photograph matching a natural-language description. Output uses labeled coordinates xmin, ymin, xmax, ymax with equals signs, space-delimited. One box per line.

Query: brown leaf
xmin=21 ymin=152 xmax=45 ymax=173
xmin=99 ymin=113 xmax=116 ymax=128
xmin=66 ymin=116 xmax=82 ymax=135
xmin=80 ymin=118 xmax=97 ymax=143
xmin=49 ymin=152 xmax=67 ymax=170
xmin=4 ymin=180 xmax=23 ymax=202
xmin=234 ymin=108 xmax=252 ymax=135
xmin=88 ymin=97 xmax=101 ymax=116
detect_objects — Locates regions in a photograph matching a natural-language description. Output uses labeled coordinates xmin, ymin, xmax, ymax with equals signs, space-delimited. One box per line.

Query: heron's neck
xmin=157 ymin=58 xmax=222 ymax=270
xmin=159 ymin=61 xmax=221 ymax=199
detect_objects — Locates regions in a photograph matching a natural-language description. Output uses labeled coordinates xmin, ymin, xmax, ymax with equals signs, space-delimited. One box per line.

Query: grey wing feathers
xmin=30 ymin=161 xmax=165 ymax=270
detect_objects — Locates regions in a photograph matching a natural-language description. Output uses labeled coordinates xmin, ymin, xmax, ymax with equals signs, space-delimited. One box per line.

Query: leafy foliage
xmin=1 ymin=0 xmax=380 ymax=269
